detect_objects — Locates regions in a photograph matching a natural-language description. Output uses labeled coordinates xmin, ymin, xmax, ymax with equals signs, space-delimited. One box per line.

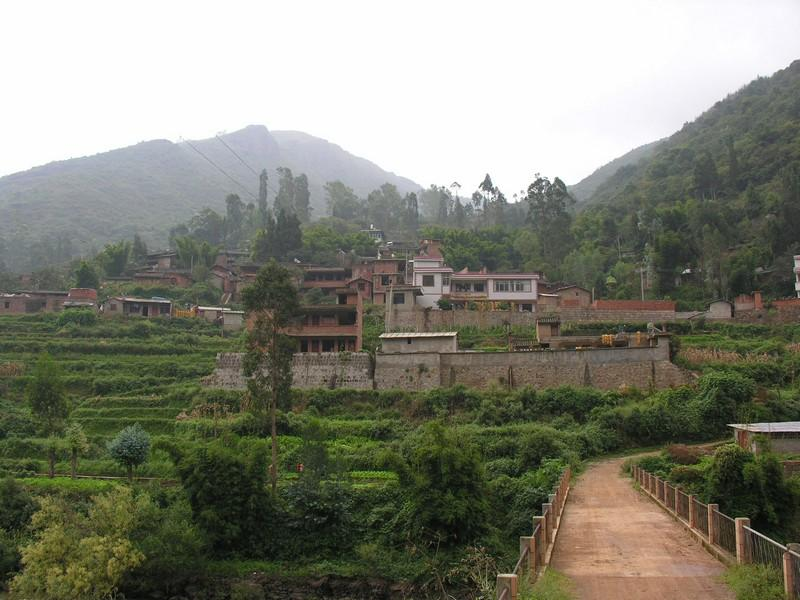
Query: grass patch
xmin=723 ymin=564 xmax=785 ymax=600
xmin=520 ymin=569 xmax=575 ymax=600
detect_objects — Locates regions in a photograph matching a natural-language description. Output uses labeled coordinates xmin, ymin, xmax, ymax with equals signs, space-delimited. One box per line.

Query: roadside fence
xmin=632 ymin=464 xmax=800 ymax=599
xmin=495 ymin=467 xmax=571 ymax=600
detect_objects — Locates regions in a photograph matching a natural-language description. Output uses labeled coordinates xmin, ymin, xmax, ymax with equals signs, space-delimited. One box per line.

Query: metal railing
xmin=693 ymin=497 xmax=709 ymax=536
xmin=665 ymin=483 xmax=675 ymax=510
xmin=495 ymin=467 xmax=572 ymax=599
xmin=676 ymin=489 xmax=690 ymax=522
xmin=631 ymin=464 xmax=800 ymax=599
xmin=744 ymin=526 xmax=786 ymax=572
xmin=714 ymin=509 xmax=737 ymax=555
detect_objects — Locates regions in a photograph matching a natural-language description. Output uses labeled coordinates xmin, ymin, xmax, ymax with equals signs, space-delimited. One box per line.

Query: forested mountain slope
xmin=572 ymin=59 xmax=800 ymax=301
xmin=569 ymin=139 xmax=664 ymax=202
xmin=0 ymin=125 xmax=419 ymax=271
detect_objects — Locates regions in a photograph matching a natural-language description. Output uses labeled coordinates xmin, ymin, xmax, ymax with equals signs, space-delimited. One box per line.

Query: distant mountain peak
xmin=0 ymin=126 xmax=420 ymax=271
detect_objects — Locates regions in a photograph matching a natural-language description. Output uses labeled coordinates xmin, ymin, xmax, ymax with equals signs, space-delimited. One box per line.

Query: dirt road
xmin=549 ymin=459 xmax=734 ymax=599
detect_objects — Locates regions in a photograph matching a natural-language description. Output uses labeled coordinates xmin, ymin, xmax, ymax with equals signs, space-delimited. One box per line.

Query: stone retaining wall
xmin=204 ymin=343 xmax=691 ymax=393
xmin=202 ymin=352 xmax=373 ymax=390
xmin=373 ymin=342 xmax=690 ymax=391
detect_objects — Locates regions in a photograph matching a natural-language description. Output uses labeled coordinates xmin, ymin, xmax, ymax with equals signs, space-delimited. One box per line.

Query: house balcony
xmin=288 ymin=325 xmax=360 ymax=337
xmin=448 ymin=291 xmax=489 ymax=300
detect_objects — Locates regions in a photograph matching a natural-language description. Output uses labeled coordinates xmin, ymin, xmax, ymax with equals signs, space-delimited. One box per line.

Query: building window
xmin=160 ymin=304 xmax=171 ymax=315
xmin=422 ymin=275 xmax=435 ymax=287
xmin=109 ymin=303 xmax=117 ymax=311
xmin=474 ymin=283 xmax=485 ymax=293
xmin=407 ymin=338 xmax=412 ymax=344
xmin=3 ymin=302 xmax=8 ymax=309
xmin=381 ymin=275 xmax=391 ymax=286
xmin=358 ymin=282 xmax=365 ymax=290
xmin=495 ymin=280 xmax=531 ymax=292
xmin=442 ymin=274 xmax=451 ymax=286
xmin=393 ymin=292 xmax=406 ymax=305
xmin=322 ymin=339 xmax=335 ymax=352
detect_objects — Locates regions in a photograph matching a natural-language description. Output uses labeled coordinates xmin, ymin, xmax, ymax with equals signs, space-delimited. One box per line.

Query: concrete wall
xmin=203 ymin=352 xmax=373 ymax=390
xmin=381 ymin=336 xmax=457 ymax=354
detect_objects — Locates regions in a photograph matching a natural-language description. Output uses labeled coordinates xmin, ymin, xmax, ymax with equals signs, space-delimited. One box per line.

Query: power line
xmin=215 ymin=135 xmax=259 ymax=177
xmin=214 ymin=134 xmax=280 ymax=198
xmin=180 ymin=137 xmax=258 ymax=200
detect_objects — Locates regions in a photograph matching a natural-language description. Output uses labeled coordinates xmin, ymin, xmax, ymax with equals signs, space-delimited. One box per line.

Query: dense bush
xmin=171 ymin=436 xmax=273 ymax=555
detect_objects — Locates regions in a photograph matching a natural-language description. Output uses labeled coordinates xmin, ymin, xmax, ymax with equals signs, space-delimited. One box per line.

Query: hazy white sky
xmin=1 ymin=0 xmax=799 ymax=196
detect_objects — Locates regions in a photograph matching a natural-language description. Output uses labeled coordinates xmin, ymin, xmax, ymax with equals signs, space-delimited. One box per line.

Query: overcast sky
xmin=1 ymin=0 xmax=799 ymax=197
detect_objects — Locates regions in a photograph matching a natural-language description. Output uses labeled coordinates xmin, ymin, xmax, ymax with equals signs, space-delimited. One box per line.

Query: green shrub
xmin=56 ymin=309 xmax=97 ymax=327
xmin=723 ymin=564 xmax=785 ymax=600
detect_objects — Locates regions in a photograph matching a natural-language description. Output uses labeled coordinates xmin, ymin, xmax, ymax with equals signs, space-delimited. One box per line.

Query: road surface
xmin=549 ymin=458 xmax=734 ymax=599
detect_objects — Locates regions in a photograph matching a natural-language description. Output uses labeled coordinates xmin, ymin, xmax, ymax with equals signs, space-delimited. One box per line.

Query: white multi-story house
xmin=411 ymin=255 xmax=539 ymax=311
xmin=412 ymin=255 xmax=453 ymax=308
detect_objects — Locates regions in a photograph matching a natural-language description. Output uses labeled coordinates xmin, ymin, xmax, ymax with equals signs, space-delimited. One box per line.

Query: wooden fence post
xmin=496 ymin=574 xmax=517 ymax=600
xmin=785 ymin=543 xmax=800 ymax=599
xmin=673 ymin=486 xmax=679 ymax=514
xmin=735 ymin=517 xmax=751 ymax=564
xmin=520 ymin=536 xmax=535 ymax=582
xmin=708 ymin=504 xmax=718 ymax=546
xmin=543 ymin=503 xmax=553 ymax=542
xmin=689 ymin=494 xmax=696 ymax=529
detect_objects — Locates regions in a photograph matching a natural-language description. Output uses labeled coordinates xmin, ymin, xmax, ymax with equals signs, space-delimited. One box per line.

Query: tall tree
xmin=275 ymin=209 xmax=303 ymax=258
xmin=224 ymin=194 xmax=245 ymax=247
xmin=74 ymin=260 xmax=99 ymax=289
xmin=258 ymin=168 xmax=270 ymax=227
xmin=294 ymin=173 xmax=311 ymax=223
xmin=325 ymin=181 xmax=361 ymax=220
xmin=97 ymin=241 xmax=131 ymax=277
xmin=64 ymin=422 xmax=89 ymax=479
xmin=242 ymin=261 xmax=301 ymax=494
xmin=404 ymin=192 xmax=419 ymax=233
xmin=436 ymin=186 xmax=451 ymax=224
xmin=132 ymin=234 xmax=148 ymax=264
xmin=26 ymin=354 xmax=68 ymax=478
xmin=251 ymin=211 xmax=278 ymax=262
xmin=526 ymin=175 xmax=575 ymax=268
xmin=274 ymin=167 xmax=296 ymax=214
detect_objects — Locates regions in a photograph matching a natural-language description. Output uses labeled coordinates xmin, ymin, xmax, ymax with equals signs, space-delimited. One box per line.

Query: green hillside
xmin=567 ymin=60 xmax=800 ymax=302
xmin=569 ymin=138 xmax=664 ymax=202
xmin=0 ymin=125 xmax=419 ymax=271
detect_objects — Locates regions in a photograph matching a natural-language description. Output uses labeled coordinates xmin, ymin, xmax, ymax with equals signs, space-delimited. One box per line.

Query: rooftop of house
xmin=303 ymin=266 xmax=349 ymax=273
xmin=451 ymin=270 xmax=541 ymax=279
xmin=15 ymin=290 xmax=69 ymax=296
xmin=379 ymin=332 xmax=458 ymax=339
xmin=387 ymin=285 xmax=423 ymax=294
xmin=110 ymin=296 xmax=173 ymax=305
xmin=729 ymin=422 xmax=800 ymax=433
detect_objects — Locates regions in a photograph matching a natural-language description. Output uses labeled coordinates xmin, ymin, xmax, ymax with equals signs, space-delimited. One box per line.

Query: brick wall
xmin=592 ymin=299 xmax=677 ymax=311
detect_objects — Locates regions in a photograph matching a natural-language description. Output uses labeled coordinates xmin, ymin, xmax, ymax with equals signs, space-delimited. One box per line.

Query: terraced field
xmin=0 ymin=313 xmax=238 ymax=478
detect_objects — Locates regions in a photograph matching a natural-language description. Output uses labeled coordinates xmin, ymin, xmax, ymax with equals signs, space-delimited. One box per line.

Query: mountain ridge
xmin=0 ymin=125 xmax=421 ymax=271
